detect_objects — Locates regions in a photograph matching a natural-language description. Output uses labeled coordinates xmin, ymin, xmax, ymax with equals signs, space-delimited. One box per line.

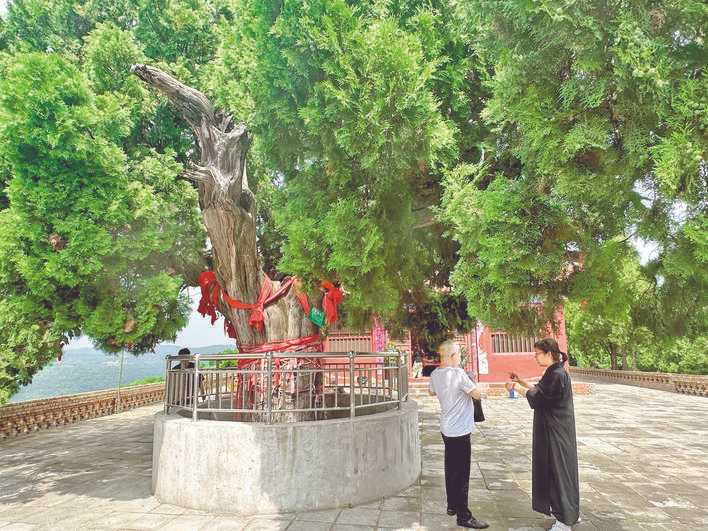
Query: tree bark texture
xmin=605 ymin=342 xmax=618 ymax=370
xmin=131 ymin=65 xmax=314 ymax=346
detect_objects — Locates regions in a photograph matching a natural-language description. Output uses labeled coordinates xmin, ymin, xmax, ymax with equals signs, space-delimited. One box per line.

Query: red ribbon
xmin=224 ymin=320 xmax=238 ymax=340
xmin=236 ymin=335 xmax=323 ymax=369
xmin=238 ymin=334 xmax=323 ymax=355
xmin=196 ymin=272 xmax=343 ymax=352
xmin=221 ymin=278 xmax=272 ymax=332
xmin=234 ymin=336 xmax=324 ymax=411
xmin=321 ymin=280 xmax=343 ymax=325
xmin=197 ymin=271 xmax=220 ymax=325
xmin=297 ymin=292 xmax=310 ymax=315
xmin=197 ymin=272 xmax=297 ymax=334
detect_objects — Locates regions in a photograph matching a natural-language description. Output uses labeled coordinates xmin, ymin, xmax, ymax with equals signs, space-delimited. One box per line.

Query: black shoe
xmin=456 ymin=515 xmax=489 ymax=529
xmin=447 ymin=508 xmax=456 ymax=516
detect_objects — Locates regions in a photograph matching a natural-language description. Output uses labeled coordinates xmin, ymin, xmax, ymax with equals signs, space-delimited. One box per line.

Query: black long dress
xmin=526 ymin=361 xmax=580 ymax=526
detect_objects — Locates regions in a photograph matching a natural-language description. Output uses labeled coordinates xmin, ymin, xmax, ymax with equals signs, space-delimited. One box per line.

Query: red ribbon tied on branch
xmin=197 ymin=271 xmax=343 ymax=342
xmin=221 ymin=278 xmax=273 ymax=332
xmin=197 ymin=271 xmax=220 ymax=325
xmin=321 ymin=280 xmax=343 ymax=325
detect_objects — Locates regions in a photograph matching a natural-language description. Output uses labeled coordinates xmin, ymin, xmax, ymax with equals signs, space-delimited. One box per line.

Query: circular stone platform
xmin=151 ymin=400 xmax=420 ymax=515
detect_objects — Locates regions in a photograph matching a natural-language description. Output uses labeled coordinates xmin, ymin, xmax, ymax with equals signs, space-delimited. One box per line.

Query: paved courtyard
xmin=1 ymin=382 xmax=707 ymax=531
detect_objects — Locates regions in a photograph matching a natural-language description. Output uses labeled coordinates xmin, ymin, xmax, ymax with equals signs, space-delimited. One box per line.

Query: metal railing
xmin=164 ymin=352 xmax=409 ymax=422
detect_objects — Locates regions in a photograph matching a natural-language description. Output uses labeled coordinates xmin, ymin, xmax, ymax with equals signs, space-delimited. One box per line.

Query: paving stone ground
xmin=1 ymin=381 xmax=707 ymax=531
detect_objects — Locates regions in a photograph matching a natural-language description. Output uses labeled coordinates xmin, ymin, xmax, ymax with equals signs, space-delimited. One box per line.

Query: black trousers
xmin=442 ymin=432 xmax=471 ymax=518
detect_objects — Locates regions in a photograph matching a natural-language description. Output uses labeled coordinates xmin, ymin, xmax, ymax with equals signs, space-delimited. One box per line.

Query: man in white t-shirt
xmin=429 ymin=340 xmax=489 ymax=529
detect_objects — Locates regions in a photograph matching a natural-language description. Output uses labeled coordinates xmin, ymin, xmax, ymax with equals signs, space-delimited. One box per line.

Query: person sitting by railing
xmin=171 ymin=348 xmax=205 ymax=406
xmin=172 ymin=347 xmax=194 ymax=371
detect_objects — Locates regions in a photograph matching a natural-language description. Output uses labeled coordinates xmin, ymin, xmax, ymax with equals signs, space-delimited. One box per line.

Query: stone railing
xmin=570 ymin=367 xmax=707 ymax=397
xmin=0 ymin=383 xmax=164 ymax=439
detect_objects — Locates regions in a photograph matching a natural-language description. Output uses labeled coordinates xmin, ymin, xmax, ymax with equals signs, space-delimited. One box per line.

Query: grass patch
xmin=126 ymin=375 xmax=165 ymax=386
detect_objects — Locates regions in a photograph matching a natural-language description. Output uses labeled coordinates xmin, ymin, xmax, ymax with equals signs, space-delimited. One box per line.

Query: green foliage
xmin=222 ymin=0 xmax=469 ymax=325
xmin=0 ymin=50 xmax=204 ymax=401
xmin=1 ymin=0 xmax=706 ymax=404
xmin=654 ymin=336 xmax=708 ymax=374
xmin=440 ymin=165 xmax=573 ymax=332
xmin=0 ymin=1 xmax=224 ymax=403
xmin=126 ymin=374 xmax=165 ymax=385
xmin=443 ymin=0 xmax=706 ymax=337
xmin=134 ymin=0 xmax=220 ymax=70
xmin=0 ymin=0 xmax=91 ymax=55
xmin=83 ymin=23 xmax=146 ymax=98
xmin=566 ymin=256 xmax=707 ymax=375
xmin=567 ymin=301 xmax=708 ymax=375
xmin=399 ymin=291 xmax=475 ymax=353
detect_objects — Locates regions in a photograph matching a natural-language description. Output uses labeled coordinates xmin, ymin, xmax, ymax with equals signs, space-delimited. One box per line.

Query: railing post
xmin=164 ymin=356 xmax=170 ymax=414
xmin=266 ymin=351 xmax=273 ymax=424
xmin=397 ymin=353 xmax=404 ymax=409
xmin=115 ymin=350 xmax=125 ymax=414
xmin=192 ymin=354 xmax=200 ymax=422
xmin=349 ymin=351 xmax=355 ymax=419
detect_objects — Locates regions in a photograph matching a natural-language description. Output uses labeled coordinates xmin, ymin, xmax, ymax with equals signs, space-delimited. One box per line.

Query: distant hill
xmin=9 ymin=343 xmax=233 ymax=404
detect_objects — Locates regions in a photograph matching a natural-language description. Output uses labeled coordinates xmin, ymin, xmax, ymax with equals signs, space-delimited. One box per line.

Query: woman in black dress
xmin=506 ymin=338 xmax=579 ymax=530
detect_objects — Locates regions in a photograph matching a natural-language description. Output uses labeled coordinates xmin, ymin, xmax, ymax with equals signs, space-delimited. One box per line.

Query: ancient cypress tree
xmin=129 ymin=63 xmax=315 ymax=347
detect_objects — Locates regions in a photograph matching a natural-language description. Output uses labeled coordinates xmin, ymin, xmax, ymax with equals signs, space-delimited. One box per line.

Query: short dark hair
xmin=533 ymin=338 xmax=567 ymax=363
xmin=177 ymin=347 xmax=191 ymax=356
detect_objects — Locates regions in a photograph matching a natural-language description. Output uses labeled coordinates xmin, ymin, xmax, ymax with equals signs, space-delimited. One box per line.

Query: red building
xmin=323 ymin=307 xmax=567 ymax=383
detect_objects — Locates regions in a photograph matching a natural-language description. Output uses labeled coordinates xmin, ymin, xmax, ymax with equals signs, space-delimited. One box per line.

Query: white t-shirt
xmin=429 ymin=367 xmax=477 ymax=437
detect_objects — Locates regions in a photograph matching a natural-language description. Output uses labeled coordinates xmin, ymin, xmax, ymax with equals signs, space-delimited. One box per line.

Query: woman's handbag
xmin=473 ymin=398 xmax=485 ymax=422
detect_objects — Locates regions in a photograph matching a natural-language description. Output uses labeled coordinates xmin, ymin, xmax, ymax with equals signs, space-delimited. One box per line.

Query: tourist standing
xmin=429 ymin=340 xmax=489 ymax=529
xmin=506 ymin=338 xmax=580 ymax=530
xmin=412 ymin=350 xmax=423 ymax=379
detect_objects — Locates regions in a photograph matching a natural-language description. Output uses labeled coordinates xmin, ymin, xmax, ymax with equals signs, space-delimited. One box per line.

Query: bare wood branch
xmin=412 ymin=189 xmax=440 ymax=229
xmin=130 ymin=64 xmax=215 ymax=128
xmin=182 ymin=163 xmax=212 ymax=183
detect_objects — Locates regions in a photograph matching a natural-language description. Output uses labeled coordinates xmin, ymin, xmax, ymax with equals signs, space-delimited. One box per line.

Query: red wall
xmin=471 ymin=305 xmax=568 ymax=383
xmin=324 ymin=305 xmax=568 ymax=384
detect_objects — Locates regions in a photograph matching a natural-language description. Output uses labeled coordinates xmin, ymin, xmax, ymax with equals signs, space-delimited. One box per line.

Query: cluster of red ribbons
xmin=295 ymin=280 xmax=343 ymax=326
xmin=238 ymin=335 xmax=323 ymax=354
xmin=197 ymin=271 xmax=343 ymax=349
xmin=237 ymin=335 xmax=324 ymax=373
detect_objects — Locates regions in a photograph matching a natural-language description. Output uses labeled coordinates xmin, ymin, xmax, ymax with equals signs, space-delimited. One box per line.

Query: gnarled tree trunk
xmin=131 ymin=64 xmax=314 ymax=346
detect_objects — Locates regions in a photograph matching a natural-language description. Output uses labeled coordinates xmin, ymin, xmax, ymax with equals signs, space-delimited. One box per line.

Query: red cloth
xmin=196 ymin=272 xmax=339 ymax=355
xmin=234 ymin=337 xmax=324 ymax=415
xmin=236 ymin=334 xmax=323 ymax=368
xmin=238 ymin=334 xmax=323 ymax=355
xmin=197 ymin=272 xmax=297 ymax=334
xmin=321 ymin=281 xmax=343 ymax=325
xmin=297 ymin=292 xmax=310 ymax=315
xmin=221 ymin=278 xmax=272 ymax=332
xmin=224 ymin=320 xmax=238 ymax=340
xmin=197 ymin=271 xmax=219 ymax=324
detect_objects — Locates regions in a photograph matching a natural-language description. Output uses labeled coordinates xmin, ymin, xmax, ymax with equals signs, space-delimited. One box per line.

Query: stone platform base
xmin=152 ymin=400 xmax=420 ymax=515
